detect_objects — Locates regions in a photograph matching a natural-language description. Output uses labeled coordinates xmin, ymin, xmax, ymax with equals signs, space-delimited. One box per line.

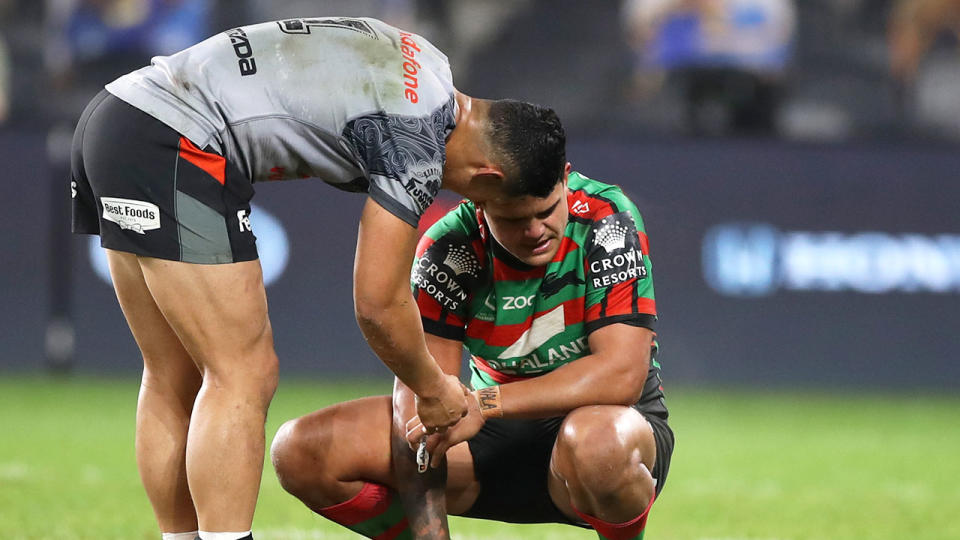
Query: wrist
xmin=409 ymin=362 xmax=448 ymax=399
xmin=471 ymin=386 xmax=503 ymax=419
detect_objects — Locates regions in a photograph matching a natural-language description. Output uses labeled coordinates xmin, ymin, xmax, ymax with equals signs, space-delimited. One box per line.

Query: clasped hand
xmin=405 ymin=388 xmax=487 ymax=469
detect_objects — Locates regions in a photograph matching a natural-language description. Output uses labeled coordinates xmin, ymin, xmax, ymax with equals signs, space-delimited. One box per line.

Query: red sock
xmin=572 ymin=492 xmax=656 ymax=540
xmin=318 ymin=482 xmax=411 ymax=540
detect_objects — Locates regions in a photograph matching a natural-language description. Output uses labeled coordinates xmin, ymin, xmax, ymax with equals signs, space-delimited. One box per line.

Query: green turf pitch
xmin=1 ymin=376 xmax=957 ymax=540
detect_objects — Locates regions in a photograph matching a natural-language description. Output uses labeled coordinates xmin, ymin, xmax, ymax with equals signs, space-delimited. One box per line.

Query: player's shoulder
xmin=567 ymin=171 xmax=644 ymax=224
xmin=414 ymin=200 xmax=486 ymax=293
xmin=423 ymin=200 xmax=480 ymax=240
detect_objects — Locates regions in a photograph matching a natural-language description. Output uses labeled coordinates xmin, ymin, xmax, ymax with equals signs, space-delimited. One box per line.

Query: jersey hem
xmin=584 ymin=313 xmax=656 ymax=335
xmin=105 ymin=81 xmax=221 ymax=153
xmin=368 ymin=185 xmax=420 ymax=227
xmin=422 ymin=317 xmax=465 ymax=341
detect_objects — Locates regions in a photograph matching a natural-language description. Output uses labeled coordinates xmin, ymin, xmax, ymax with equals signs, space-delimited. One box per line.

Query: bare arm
xmin=354 ymin=198 xmax=468 ymax=430
xmin=498 ymin=323 xmax=653 ymax=418
xmin=411 ymin=323 xmax=654 ymax=464
xmin=391 ymin=333 xmax=464 ymax=539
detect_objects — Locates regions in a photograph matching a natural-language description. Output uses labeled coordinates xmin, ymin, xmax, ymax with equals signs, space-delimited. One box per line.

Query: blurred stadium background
xmin=1 ymin=0 xmax=958 ymax=538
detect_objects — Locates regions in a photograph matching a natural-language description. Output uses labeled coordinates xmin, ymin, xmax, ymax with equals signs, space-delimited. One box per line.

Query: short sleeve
xmin=583 ymin=195 xmax=656 ymax=334
xmin=343 ymin=97 xmax=456 ymax=227
xmin=410 ymin=208 xmax=483 ymax=340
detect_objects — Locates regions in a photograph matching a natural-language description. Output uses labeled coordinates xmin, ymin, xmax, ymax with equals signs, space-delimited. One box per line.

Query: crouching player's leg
xmin=271 ymin=397 xmax=413 ymax=539
xmin=548 ymin=405 xmax=671 ymax=540
xmin=271 ymin=395 xmax=478 ymax=539
xmin=271 ymin=400 xmax=672 ymax=540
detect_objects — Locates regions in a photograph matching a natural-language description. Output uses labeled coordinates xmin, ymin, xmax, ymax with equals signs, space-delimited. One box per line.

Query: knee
xmin=555 ymin=406 xmax=654 ymax=497
xmin=203 ymin=341 xmax=279 ymax=409
xmin=242 ymin=320 xmax=280 ymax=401
xmin=254 ymin=349 xmax=279 ymax=406
xmin=270 ymin=415 xmax=332 ymax=498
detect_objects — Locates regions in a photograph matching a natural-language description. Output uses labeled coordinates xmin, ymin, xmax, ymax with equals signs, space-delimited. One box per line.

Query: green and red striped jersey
xmin=412 ymin=172 xmax=666 ymax=417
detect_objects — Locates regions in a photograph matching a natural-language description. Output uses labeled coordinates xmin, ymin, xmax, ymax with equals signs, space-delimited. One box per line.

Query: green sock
xmin=317 ymin=482 xmax=411 ymax=540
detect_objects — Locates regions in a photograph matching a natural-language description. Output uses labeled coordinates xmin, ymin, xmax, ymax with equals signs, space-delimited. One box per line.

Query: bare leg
xmin=271 ymin=396 xmax=479 ymax=515
xmin=391 ymin=408 xmax=450 ymax=538
xmin=136 ymin=255 xmax=279 ymax=532
xmin=272 ymin=396 xmax=394 ymax=511
xmin=107 ymin=250 xmax=201 ymax=533
xmin=548 ymin=405 xmax=657 ymax=523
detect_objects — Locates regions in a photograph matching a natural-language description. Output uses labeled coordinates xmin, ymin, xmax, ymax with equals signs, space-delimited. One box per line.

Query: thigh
xmin=137 ymin=256 xmax=274 ymax=378
xmin=461 ymin=416 xmax=571 ymax=524
xmin=106 ymin=249 xmax=200 ymax=397
xmin=277 ymin=397 xmax=492 ymax=507
xmin=77 ymin=92 xmax=257 ymax=263
xmin=442 ymin=442 xmax=479 ymax=514
xmin=291 ymin=396 xmax=397 ymax=488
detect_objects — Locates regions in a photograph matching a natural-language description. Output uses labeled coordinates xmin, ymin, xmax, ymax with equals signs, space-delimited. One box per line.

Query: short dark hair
xmin=486 ymin=100 xmax=566 ymax=198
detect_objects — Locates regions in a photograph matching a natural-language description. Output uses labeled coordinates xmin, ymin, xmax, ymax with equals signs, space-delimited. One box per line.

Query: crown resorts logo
xmin=588 ymin=214 xmax=647 ymax=288
xmin=413 ymin=242 xmax=479 ymax=311
xmin=443 ymin=245 xmax=480 ymax=277
xmin=593 ymin=218 xmax=629 ymax=254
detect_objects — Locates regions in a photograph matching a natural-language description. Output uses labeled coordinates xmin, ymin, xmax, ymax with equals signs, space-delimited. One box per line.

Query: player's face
xmin=480 ymin=179 xmax=569 ymax=267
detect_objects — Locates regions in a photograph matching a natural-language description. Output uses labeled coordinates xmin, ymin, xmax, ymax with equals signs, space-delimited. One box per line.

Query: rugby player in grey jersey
xmin=70 ymin=16 xmax=565 ymax=540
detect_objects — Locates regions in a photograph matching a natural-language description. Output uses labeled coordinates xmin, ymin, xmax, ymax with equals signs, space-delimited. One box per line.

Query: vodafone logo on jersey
xmin=399 ymin=32 xmax=421 ymax=103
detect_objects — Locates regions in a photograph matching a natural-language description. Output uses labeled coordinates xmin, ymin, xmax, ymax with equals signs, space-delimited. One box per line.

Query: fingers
xmin=404 ymin=418 xmax=450 ymax=468
xmin=459 ymin=384 xmax=470 ymax=417
xmin=405 ymin=416 xmax=424 ymax=448
xmin=404 ymin=416 xmax=447 ymax=447
xmin=430 ymin=438 xmax=454 ymax=469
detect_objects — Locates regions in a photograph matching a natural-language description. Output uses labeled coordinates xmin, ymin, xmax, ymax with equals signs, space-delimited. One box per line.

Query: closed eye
xmin=535 ymin=200 xmax=560 ymax=219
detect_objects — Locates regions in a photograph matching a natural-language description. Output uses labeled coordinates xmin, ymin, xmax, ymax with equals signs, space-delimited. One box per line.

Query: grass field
xmin=1 ymin=375 xmax=958 ymax=540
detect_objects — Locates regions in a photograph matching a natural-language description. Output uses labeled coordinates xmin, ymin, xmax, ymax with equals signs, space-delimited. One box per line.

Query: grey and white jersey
xmin=106 ymin=17 xmax=456 ymax=226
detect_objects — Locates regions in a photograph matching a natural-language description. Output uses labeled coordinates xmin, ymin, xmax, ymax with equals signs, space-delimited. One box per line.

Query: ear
xmin=464 ymin=168 xmax=506 ymax=204
xmin=472 ymin=167 xmax=505 ymax=183
xmin=562 ymin=162 xmax=571 ymax=186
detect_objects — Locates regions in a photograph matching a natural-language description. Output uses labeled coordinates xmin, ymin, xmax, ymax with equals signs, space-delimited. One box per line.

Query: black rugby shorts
xmin=462 ymin=406 xmax=673 ymax=526
xmin=71 ymin=90 xmax=258 ymax=263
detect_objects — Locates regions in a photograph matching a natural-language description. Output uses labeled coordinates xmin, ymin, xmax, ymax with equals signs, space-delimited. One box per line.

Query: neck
xmin=454 ymin=91 xmax=473 ymax=125
xmin=443 ymin=94 xmax=495 ymax=196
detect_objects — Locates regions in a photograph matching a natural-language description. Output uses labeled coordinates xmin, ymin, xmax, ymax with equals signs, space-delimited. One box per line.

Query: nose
xmin=524 ymin=219 xmax=545 ymax=239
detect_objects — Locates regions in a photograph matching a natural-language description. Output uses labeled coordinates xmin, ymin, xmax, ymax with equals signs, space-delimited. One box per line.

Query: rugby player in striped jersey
xmin=271 ymin=138 xmax=672 ymax=540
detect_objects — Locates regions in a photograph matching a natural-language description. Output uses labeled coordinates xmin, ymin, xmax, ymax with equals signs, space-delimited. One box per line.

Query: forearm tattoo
xmin=474 ymin=386 xmax=503 ymax=418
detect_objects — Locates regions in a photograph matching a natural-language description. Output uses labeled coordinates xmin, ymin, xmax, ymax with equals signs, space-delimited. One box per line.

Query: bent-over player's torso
xmin=106 ymin=16 xmax=455 ymax=226
xmin=413 ymin=172 xmax=667 ymax=416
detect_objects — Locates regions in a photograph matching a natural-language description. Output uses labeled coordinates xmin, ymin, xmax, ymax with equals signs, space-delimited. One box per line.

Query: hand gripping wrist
xmin=471 ymin=386 xmax=503 ymax=419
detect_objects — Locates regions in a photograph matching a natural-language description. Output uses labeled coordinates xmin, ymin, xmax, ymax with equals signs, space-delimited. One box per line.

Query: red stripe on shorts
xmin=178 ymin=136 xmax=226 ymax=185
